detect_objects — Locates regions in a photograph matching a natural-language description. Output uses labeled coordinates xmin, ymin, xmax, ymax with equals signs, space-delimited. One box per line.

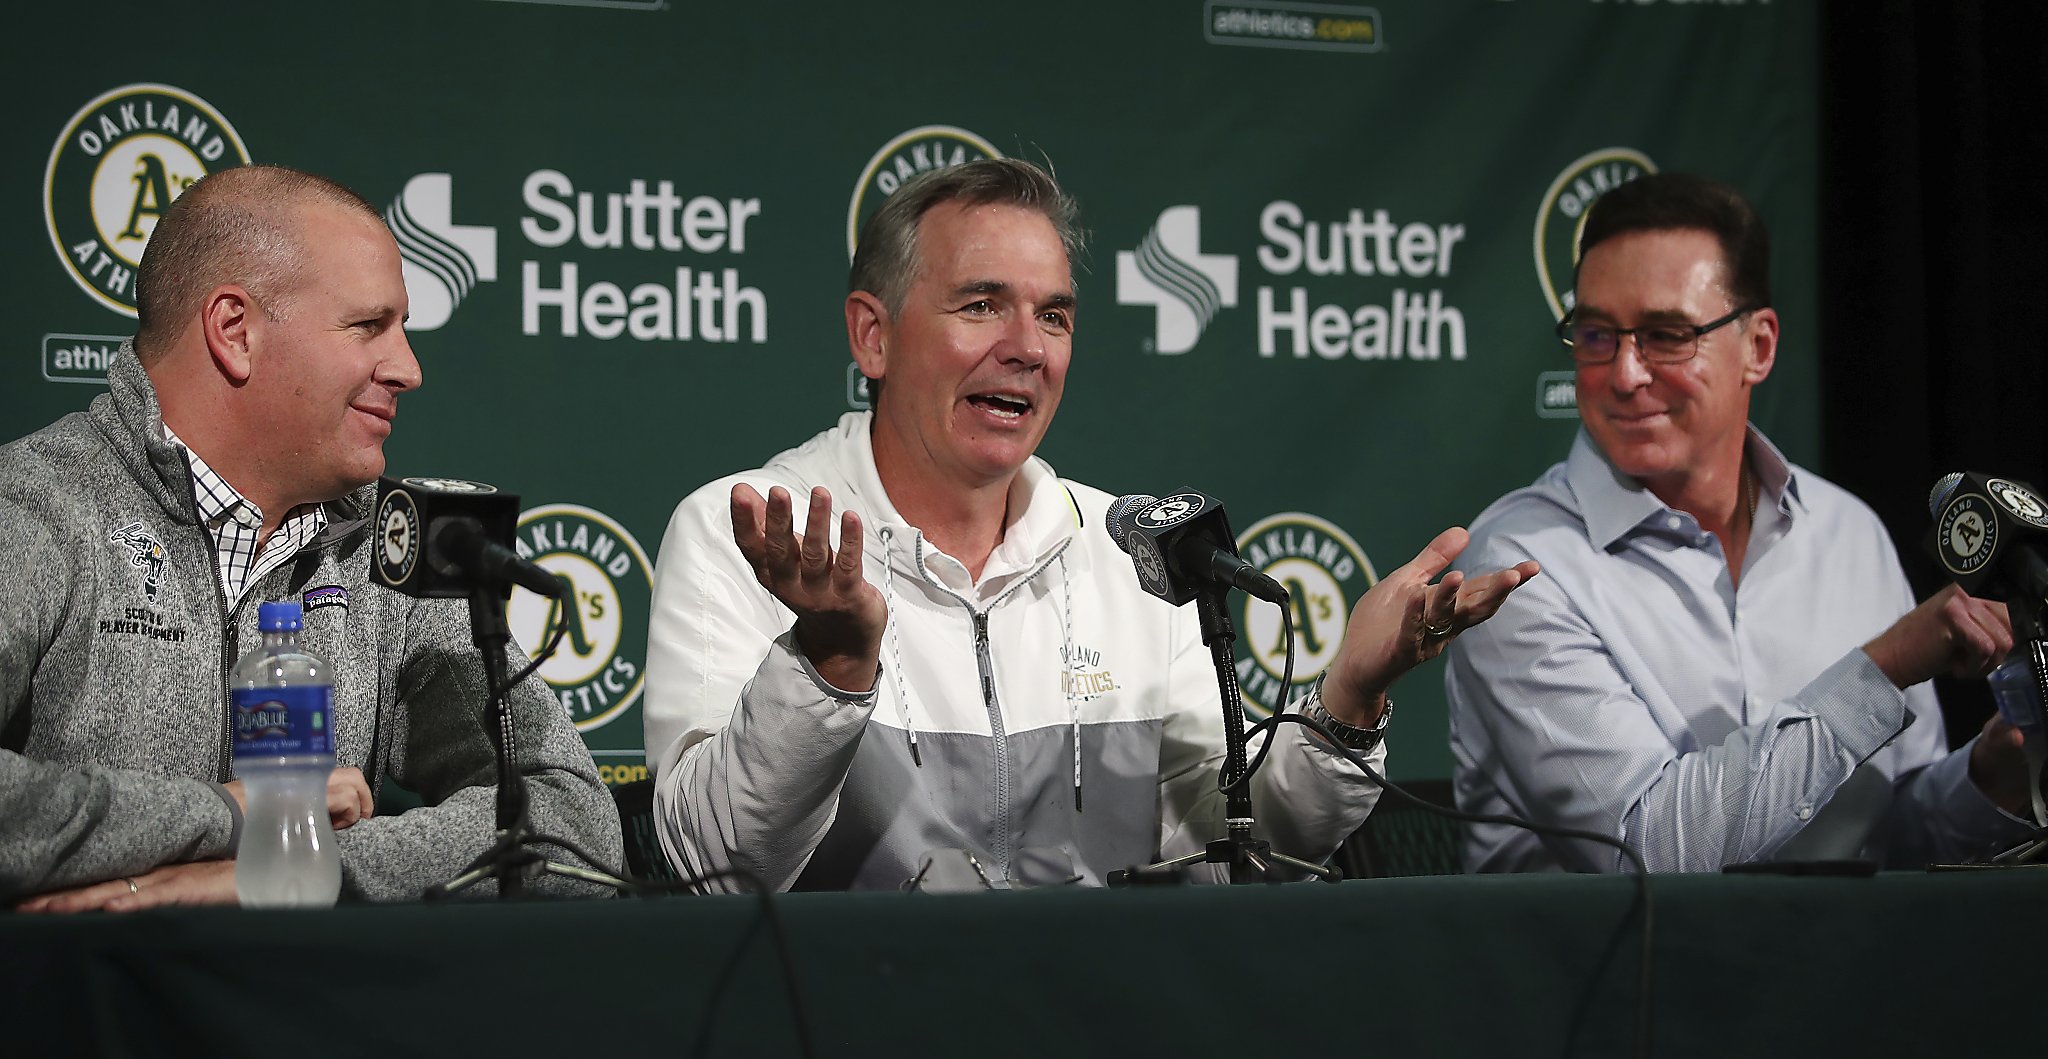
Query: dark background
xmin=1820 ymin=0 xmax=2048 ymax=745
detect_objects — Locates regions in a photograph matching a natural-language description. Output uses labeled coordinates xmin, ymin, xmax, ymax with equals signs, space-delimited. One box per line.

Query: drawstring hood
xmin=1059 ymin=552 xmax=1080 ymax=812
xmin=877 ymin=524 xmax=923 ymax=767
xmin=872 ymin=510 xmax=1084 ymax=812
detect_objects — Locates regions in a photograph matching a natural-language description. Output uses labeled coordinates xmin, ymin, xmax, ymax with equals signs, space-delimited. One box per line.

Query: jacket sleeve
xmin=0 ymin=494 xmax=239 ymax=902
xmin=328 ymin=595 xmax=622 ymax=900
xmin=1153 ymin=600 xmax=1385 ymax=882
xmin=643 ymin=480 xmax=875 ymax=893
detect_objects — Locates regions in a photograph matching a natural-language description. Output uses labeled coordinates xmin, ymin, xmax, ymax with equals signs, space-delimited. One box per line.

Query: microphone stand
xmin=1109 ymin=585 xmax=1340 ymax=885
xmin=426 ymin=581 xmax=627 ymax=899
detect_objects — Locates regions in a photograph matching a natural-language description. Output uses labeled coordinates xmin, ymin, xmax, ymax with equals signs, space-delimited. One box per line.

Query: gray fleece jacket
xmin=0 ymin=349 xmax=621 ymax=901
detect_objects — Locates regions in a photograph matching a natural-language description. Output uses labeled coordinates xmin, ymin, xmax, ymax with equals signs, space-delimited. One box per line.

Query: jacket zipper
xmin=912 ymin=534 xmax=1074 ymax=882
xmin=971 ymin=610 xmax=1010 ymax=877
xmin=184 ymin=470 xmax=240 ymax=785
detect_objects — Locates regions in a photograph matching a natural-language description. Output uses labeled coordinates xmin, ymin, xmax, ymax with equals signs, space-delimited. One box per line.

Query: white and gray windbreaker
xmin=645 ymin=413 xmax=1384 ymax=891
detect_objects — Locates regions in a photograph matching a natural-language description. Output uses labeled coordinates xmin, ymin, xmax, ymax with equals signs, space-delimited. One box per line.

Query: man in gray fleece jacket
xmin=1 ymin=165 xmax=619 ymax=908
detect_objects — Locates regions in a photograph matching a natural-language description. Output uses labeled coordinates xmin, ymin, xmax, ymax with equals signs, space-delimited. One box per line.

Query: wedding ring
xmin=1423 ymin=618 xmax=1454 ymax=639
xmin=123 ymin=878 xmax=139 ymax=895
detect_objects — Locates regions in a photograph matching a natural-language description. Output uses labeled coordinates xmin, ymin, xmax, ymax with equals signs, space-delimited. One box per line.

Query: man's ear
xmin=1741 ymin=306 xmax=1778 ymax=387
xmin=846 ymin=290 xmax=890 ymax=386
xmin=201 ymin=285 xmax=258 ymax=384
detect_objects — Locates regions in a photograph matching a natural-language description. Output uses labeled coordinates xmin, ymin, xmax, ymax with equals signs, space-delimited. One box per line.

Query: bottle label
xmin=229 ymin=685 xmax=333 ymax=758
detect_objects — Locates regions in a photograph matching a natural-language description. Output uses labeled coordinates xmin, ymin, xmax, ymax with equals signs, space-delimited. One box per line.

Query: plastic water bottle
xmin=230 ymin=601 xmax=341 ymax=907
xmin=1988 ymin=649 xmax=2046 ymax=743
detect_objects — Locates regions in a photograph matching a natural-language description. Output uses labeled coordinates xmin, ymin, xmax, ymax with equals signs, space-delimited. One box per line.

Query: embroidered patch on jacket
xmin=302 ymin=585 xmax=349 ymax=614
xmin=108 ymin=521 xmax=168 ymax=602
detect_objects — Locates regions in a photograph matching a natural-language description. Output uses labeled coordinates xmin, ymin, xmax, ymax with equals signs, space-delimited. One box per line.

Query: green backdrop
xmin=0 ymin=0 xmax=1820 ymax=781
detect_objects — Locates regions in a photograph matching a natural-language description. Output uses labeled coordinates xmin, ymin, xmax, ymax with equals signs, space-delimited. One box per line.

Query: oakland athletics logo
xmin=1937 ymin=493 xmax=1998 ymax=577
xmin=44 ymin=84 xmax=251 ymax=317
xmin=1231 ymin=512 xmax=1377 ymax=717
xmin=1533 ymin=147 xmax=1656 ymax=320
xmin=847 ymin=125 xmax=1001 ymax=259
xmin=507 ymin=504 xmax=652 ymax=733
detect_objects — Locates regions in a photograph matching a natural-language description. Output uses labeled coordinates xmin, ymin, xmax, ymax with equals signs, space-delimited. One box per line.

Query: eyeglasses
xmin=1555 ymin=304 xmax=1760 ymax=364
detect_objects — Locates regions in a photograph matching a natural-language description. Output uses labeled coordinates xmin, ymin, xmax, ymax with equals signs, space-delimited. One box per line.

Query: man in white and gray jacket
xmin=645 ymin=159 xmax=1539 ymax=891
xmin=1 ymin=165 xmax=618 ymax=909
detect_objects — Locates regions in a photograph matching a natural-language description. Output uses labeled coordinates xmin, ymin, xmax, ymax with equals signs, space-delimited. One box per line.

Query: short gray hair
xmin=849 ymin=157 xmax=1084 ymax=315
xmin=133 ymin=164 xmax=383 ymax=362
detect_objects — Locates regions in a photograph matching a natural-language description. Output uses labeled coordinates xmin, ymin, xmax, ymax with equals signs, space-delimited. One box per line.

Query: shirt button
xmin=1795 ymin=805 xmax=1813 ymax=821
xmin=1665 ymin=515 xmax=1682 ymax=531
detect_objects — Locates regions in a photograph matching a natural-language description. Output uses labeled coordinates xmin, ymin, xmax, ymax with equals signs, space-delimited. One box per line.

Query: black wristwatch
xmin=1300 ymin=672 xmax=1392 ymax=752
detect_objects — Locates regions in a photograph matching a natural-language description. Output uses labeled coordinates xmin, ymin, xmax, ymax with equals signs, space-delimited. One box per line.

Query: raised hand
xmin=731 ymin=484 xmax=887 ymax=693
xmin=1321 ymin=527 xmax=1541 ymax=725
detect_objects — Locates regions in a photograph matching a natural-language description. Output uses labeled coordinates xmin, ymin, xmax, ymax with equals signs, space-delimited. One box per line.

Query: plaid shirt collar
xmin=160 ymin=422 xmax=329 ymax=608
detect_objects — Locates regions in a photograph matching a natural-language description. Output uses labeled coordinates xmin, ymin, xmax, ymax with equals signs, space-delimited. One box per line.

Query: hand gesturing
xmin=1322 ymin=527 xmax=1541 ymax=724
xmin=731 ymin=484 xmax=887 ymax=693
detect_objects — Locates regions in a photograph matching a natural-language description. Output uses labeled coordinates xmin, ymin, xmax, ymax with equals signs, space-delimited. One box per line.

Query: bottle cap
xmin=257 ymin=601 xmax=304 ymax=632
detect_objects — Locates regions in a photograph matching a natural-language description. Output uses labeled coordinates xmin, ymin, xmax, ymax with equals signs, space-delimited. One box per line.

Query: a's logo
xmin=847 ymin=126 xmax=1002 ymax=259
xmin=1534 ymin=148 xmax=1657 ymax=319
xmin=44 ymin=84 xmax=251 ymax=317
xmin=508 ymin=504 xmax=653 ymax=732
xmin=1937 ymin=493 xmax=1997 ymax=576
xmin=1129 ymin=534 xmax=1171 ymax=599
xmin=1988 ymin=478 xmax=2048 ymax=529
xmin=375 ymin=489 xmax=422 ymax=586
xmin=1232 ymin=512 xmax=1378 ymax=716
xmin=1117 ymin=207 xmax=1240 ymax=354
xmin=1137 ymin=493 xmax=1206 ymax=530
xmin=108 ymin=521 xmax=169 ymax=602
xmin=385 ymin=174 xmax=498 ymax=331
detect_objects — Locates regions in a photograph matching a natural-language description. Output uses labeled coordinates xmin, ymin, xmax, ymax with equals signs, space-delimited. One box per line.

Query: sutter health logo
xmin=507 ymin=504 xmax=653 ymax=732
xmin=1117 ymin=206 xmax=1239 ymax=354
xmin=386 ymin=174 xmax=497 ymax=331
xmin=44 ymin=84 xmax=251 ymax=317
xmin=377 ymin=167 xmax=769 ymax=344
xmin=1232 ymin=512 xmax=1377 ymax=716
xmin=1117 ymin=197 xmax=1472 ymax=361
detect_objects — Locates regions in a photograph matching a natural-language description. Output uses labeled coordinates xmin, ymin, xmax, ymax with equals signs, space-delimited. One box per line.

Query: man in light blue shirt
xmin=1446 ymin=173 xmax=2031 ymax=872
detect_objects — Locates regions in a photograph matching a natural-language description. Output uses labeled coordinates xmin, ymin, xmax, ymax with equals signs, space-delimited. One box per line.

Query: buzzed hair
xmin=132 ymin=164 xmax=385 ymax=361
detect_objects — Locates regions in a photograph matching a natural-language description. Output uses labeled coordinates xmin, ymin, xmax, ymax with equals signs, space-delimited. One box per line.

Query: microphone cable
xmin=1229 ymin=586 xmax=1656 ymax=1059
xmin=468 ymin=591 xmax=822 ymax=1059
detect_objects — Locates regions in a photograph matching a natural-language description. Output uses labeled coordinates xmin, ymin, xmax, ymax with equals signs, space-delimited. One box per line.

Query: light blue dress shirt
xmin=1446 ymin=427 xmax=2024 ymax=872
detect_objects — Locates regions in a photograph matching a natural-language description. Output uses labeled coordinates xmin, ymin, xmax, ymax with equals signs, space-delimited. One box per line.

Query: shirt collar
xmin=160 ymin=422 xmax=259 ymax=528
xmin=1567 ymin=423 xmax=1806 ymax=549
xmin=826 ymin=410 xmax=1079 ymax=587
xmin=158 ymin=422 xmax=334 ymax=539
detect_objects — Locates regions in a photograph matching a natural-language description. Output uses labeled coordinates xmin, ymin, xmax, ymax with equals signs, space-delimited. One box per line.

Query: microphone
xmin=1927 ymin=471 xmax=2048 ymax=635
xmin=371 ymin=476 xmax=564 ymax=599
xmin=1106 ymin=490 xmax=1285 ymax=606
